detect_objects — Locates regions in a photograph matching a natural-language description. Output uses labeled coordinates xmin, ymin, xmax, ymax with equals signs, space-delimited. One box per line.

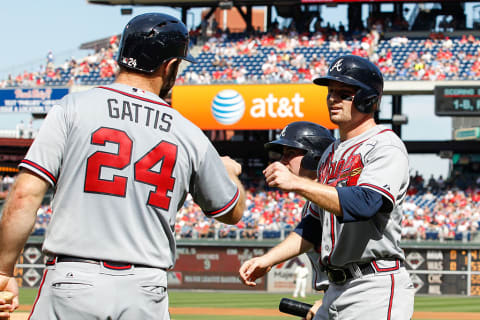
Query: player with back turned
xmin=244 ymin=55 xmax=415 ymax=320
xmin=0 ymin=13 xmax=245 ymax=320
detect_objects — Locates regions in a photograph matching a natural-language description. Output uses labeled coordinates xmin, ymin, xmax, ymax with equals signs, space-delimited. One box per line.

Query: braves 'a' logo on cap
xmin=330 ymin=59 xmax=344 ymax=72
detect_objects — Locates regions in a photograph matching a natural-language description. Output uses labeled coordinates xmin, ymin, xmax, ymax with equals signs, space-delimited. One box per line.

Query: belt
xmin=326 ymin=260 xmax=404 ymax=285
xmin=47 ymin=255 xmax=156 ymax=270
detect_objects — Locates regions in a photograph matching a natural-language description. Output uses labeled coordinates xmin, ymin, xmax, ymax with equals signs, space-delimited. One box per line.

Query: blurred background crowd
xmin=0 ymin=170 xmax=478 ymax=242
xmin=3 ymin=21 xmax=480 ymax=89
xmin=1 ymin=10 xmax=479 ymax=243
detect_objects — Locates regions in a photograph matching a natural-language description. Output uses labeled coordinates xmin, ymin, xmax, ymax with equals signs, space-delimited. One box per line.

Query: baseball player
xmin=247 ymin=55 xmax=415 ymax=320
xmin=240 ymin=121 xmax=334 ymax=319
xmin=293 ymin=262 xmax=308 ymax=298
xmin=0 ymin=13 xmax=245 ymax=320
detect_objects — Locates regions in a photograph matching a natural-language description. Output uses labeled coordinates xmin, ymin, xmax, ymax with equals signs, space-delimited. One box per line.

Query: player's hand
xmin=0 ymin=275 xmax=19 ymax=319
xmin=221 ymin=156 xmax=242 ymax=177
xmin=239 ymin=257 xmax=272 ymax=287
xmin=304 ymin=299 xmax=322 ymax=320
xmin=263 ymin=162 xmax=300 ymax=191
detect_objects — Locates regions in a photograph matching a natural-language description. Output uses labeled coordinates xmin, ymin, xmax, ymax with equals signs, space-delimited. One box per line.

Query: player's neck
xmin=115 ymin=71 xmax=162 ymax=97
xmin=339 ymin=117 xmax=376 ymax=141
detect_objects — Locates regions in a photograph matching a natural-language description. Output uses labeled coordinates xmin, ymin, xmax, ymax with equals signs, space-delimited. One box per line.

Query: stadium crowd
xmin=2 ymin=23 xmax=480 ymax=87
xmin=178 ymin=30 xmax=480 ymax=83
xmin=1 ymin=171 xmax=478 ymax=242
xmin=1 ymin=18 xmax=479 ymax=242
xmin=0 ymin=36 xmax=119 ymax=88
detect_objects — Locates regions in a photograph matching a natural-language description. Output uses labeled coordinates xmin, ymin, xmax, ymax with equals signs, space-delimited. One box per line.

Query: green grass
xmin=18 ymin=288 xmax=38 ymax=305
xmin=168 ymin=291 xmax=315 ymax=309
xmin=414 ymin=295 xmax=480 ymax=313
xmin=18 ymin=288 xmax=480 ymax=320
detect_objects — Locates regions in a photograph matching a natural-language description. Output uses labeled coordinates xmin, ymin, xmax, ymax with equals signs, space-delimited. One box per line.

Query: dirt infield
xmin=170 ymin=307 xmax=480 ymax=319
xmin=12 ymin=306 xmax=480 ymax=319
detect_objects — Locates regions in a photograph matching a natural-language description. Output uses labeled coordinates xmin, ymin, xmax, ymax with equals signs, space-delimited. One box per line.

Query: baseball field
xmin=11 ymin=288 xmax=480 ymax=320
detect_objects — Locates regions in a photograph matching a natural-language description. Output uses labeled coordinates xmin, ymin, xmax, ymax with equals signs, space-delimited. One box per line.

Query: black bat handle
xmin=279 ymin=298 xmax=313 ymax=318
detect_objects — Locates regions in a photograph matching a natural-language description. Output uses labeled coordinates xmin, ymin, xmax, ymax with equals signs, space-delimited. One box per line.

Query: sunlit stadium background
xmin=1 ymin=1 xmax=480 ymax=310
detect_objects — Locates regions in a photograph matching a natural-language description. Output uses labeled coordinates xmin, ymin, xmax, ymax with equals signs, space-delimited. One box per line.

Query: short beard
xmin=159 ymin=60 xmax=180 ymax=99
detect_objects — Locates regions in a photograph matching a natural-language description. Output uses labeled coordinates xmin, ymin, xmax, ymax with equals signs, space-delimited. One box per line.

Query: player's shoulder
xmin=173 ymin=110 xmax=208 ymax=140
xmin=58 ymin=88 xmax=89 ymax=102
xmin=369 ymin=125 xmax=407 ymax=153
xmin=57 ymin=86 xmax=106 ymax=106
xmin=371 ymin=125 xmax=405 ymax=144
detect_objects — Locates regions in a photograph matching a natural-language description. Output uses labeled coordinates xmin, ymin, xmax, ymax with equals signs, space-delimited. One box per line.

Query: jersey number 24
xmin=84 ymin=127 xmax=177 ymax=210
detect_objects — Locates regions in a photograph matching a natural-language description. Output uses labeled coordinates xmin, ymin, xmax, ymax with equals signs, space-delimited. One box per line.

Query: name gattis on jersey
xmin=107 ymin=99 xmax=172 ymax=132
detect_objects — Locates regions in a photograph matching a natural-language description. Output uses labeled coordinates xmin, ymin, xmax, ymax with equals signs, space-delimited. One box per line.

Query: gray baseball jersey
xmin=20 ymin=83 xmax=239 ymax=270
xmin=308 ymin=125 xmax=409 ymax=267
xmin=301 ymin=202 xmax=329 ymax=291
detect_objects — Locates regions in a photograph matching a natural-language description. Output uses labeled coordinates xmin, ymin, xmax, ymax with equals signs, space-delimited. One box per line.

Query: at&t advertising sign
xmin=172 ymin=83 xmax=335 ymax=130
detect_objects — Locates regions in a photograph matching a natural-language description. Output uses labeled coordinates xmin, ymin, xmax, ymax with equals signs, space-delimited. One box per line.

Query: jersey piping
xmin=19 ymin=159 xmax=57 ymax=186
xmin=372 ymin=260 xmax=400 ymax=272
xmin=308 ymin=204 xmax=320 ymax=218
xmin=27 ymin=270 xmax=49 ymax=320
xmin=327 ymin=212 xmax=335 ymax=265
xmin=97 ymin=86 xmax=171 ymax=107
xmin=204 ymin=187 xmax=240 ymax=217
xmin=358 ymin=183 xmax=395 ymax=204
xmin=387 ymin=274 xmax=395 ymax=320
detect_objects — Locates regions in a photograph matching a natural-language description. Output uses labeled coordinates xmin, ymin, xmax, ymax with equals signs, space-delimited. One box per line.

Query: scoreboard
xmin=434 ymin=86 xmax=480 ymax=116
xmin=403 ymin=246 xmax=480 ymax=296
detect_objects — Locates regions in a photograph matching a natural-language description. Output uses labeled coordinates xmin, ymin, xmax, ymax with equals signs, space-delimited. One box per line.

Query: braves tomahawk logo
xmin=330 ymin=58 xmax=344 ymax=72
xmin=318 ymin=150 xmax=364 ymax=187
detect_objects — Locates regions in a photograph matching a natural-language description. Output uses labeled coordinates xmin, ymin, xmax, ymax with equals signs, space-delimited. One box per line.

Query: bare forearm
xmin=263 ymin=162 xmax=342 ymax=216
xmin=0 ymin=171 xmax=48 ymax=276
xmin=263 ymin=232 xmax=313 ymax=267
xmin=0 ymin=209 xmax=36 ymax=276
xmin=293 ymin=177 xmax=342 ymax=216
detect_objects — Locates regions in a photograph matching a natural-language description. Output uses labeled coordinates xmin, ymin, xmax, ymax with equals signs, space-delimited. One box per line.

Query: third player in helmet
xmin=264 ymin=121 xmax=334 ymax=175
xmin=240 ymin=121 xmax=334 ymax=319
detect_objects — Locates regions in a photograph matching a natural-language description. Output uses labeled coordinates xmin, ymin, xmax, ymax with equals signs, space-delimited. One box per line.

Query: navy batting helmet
xmin=264 ymin=121 xmax=335 ymax=171
xmin=313 ymin=55 xmax=383 ymax=113
xmin=117 ymin=13 xmax=196 ymax=73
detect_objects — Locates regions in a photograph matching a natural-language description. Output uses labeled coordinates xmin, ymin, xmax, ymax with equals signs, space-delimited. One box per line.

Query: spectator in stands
xmin=46 ymin=51 xmax=54 ymax=64
xmin=26 ymin=120 xmax=34 ymax=139
xmin=15 ymin=121 xmax=25 ymax=138
xmin=1 ymin=175 xmax=14 ymax=192
xmin=109 ymin=35 xmax=119 ymax=51
xmin=427 ymin=174 xmax=439 ymax=193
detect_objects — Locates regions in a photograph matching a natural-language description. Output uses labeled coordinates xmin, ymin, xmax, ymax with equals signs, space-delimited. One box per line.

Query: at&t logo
xmin=211 ymin=89 xmax=245 ymax=125
xmin=211 ymin=89 xmax=305 ymax=125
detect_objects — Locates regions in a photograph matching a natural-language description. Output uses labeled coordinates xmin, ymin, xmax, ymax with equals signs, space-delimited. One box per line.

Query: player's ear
xmin=156 ymin=58 xmax=178 ymax=77
xmin=165 ymin=58 xmax=180 ymax=74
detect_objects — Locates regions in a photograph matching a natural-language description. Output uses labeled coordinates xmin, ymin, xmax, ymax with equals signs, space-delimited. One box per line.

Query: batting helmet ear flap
xmin=353 ymin=87 xmax=379 ymax=113
xmin=299 ymin=134 xmax=334 ymax=170
xmin=300 ymin=150 xmax=322 ymax=171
